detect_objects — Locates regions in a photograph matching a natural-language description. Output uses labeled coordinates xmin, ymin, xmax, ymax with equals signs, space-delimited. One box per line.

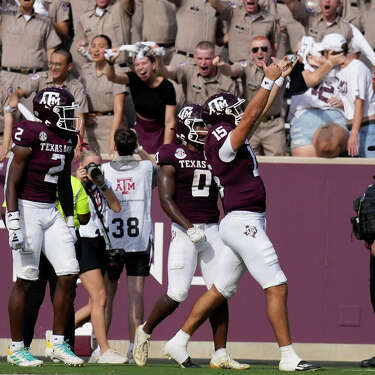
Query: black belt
xmin=347 ymin=119 xmax=375 ymax=129
xmin=176 ymin=50 xmax=194 ymax=58
xmin=1 ymin=66 xmax=43 ymax=74
xmin=91 ymin=111 xmax=114 ymax=116
xmin=158 ymin=42 xmax=175 ymax=48
xmin=260 ymin=113 xmax=281 ymax=122
xmin=118 ymin=63 xmax=128 ymax=68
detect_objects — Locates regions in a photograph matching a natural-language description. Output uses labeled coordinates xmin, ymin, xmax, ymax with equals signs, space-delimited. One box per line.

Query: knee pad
xmin=167 ymin=287 xmax=189 ymax=303
xmin=20 ymin=266 xmax=39 ymax=281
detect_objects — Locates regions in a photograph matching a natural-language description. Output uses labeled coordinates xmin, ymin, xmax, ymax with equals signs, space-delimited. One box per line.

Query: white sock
xmin=214 ymin=348 xmax=227 ymax=357
xmin=280 ymin=345 xmax=301 ymax=361
xmin=51 ymin=335 xmax=64 ymax=345
xmin=172 ymin=329 xmax=190 ymax=346
xmin=11 ymin=341 xmax=24 ymax=351
xmin=128 ymin=342 xmax=134 ymax=356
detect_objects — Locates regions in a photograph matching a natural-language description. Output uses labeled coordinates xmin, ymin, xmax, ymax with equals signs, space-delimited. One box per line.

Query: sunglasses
xmin=251 ymin=46 xmax=268 ymax=53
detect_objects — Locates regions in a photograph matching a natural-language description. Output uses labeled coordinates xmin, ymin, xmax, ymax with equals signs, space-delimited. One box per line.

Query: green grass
xmin=0 ymin=360 xmax=372 ymax=375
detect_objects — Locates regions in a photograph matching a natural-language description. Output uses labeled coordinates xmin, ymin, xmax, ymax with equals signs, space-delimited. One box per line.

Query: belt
xmin=1 ymin=66 xmax=43 ymax=75
xmin=176 ymin=50 xmax=194 ymax=58
xmin=91 ymin=111 xmax=114 ymax=116
xmin=347 ymin=118 xmax=375 ymax=129
xmin=158 ymin=42 xmax=175 ymax=48
xmin=260 ymin=113 xmax=281 ymax=122
xmin=118 ymin=63 xmax=128 ymax=68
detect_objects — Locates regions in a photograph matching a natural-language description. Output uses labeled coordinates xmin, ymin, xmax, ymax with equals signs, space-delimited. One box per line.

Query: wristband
xmin=275 ymin=76 xmax=285 ymax=88
xmin=66 ymin=216 xmax=75 ymax=227
xmin=7 ymin=211 xmax=20 ymax=221
xmin=134 ymin=145 xmax=143 ymax=154
xmin=261 ymin=77 xmax=274 ymax=91
xmin=4 ymin=105 xmax=16 ymax=113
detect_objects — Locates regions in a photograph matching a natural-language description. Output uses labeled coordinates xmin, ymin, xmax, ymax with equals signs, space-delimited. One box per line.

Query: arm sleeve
xmin=164 ymin=80 xmax=176 ymax=106
xmin=353 ymin=64 xmax=368 ymax=101
xmin=45 ymin=17 xmax=62 ymax=49
xmin=218 ymin=131 xmax=237 ymax=162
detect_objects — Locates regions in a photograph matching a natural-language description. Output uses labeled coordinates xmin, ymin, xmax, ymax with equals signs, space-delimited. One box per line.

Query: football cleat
xmin=133 ymin=323 xmax=151 ymax=367
xmin=361 ymin=356 xmax=375 ymax=367
xmin=50 ymin=341 xmax=84 ymax=366
xmin=7 ymin=347 xmax=43 ymax=367
xmin=97 ymin=348 xmax=127 ymax=364
xmin=45 ymin=340 xmax=60 ymax=363
xmin=162 ymin=340 xmax=199 ymax=368
xmin=210 ymin=353 xmax=251 ymax=370
xmin=180 ymin=357 xmax=201 ymax=368
xmin=279 ymin=359 xmax=320 ymax=372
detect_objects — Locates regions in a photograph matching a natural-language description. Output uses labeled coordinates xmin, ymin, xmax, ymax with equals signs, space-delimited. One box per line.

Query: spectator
xmin=9 ymin=47 xmax=88 ymax=159
xmin=106 ymin=48 xmax=176 ymax=154
xmin=156 ymin=41 xmax=236 ymax=109
xmin=312 ymin=122 xmax=349 ymax=157
xmin=74 ymin=150 xmax=128 ymax=364
xmin=0 ymin=81 xmax=16 ymax=161
xmin=81 ymin=35 xmax=127 ymax=157
xmin=214 ymin=36 xmax=287 ymax=156
xmin=131 ymin=0 xmax=177 ymax=65
xmin=0 ymin=0 xmax=61 ymax=110
xmin=288 ymin=36 xmax=348 ymax=157
xmin=210 ymin=0 xmax=280 ymax=63
xmin=75 ymin=0 xmax=134 ymax=68
xmin=44 ymin=0 xmax=72 ymax=44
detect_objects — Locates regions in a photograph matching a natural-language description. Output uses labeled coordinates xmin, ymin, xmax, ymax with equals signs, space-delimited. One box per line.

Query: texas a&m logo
xmin=178 ymin=106 xmax=193 ymax=121
xmin=115 ymin=177 xmax=135 ymax=195
xmin=40 ymin=91 xmax=61 ymax=107
xmin=208 ymin=96 xmax=228 ymax=114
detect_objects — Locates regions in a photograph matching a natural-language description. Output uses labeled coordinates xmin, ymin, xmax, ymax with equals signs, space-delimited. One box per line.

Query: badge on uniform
xmin=39 ymin=131 xmax=47 ymax=142
xmin=61 ymin=1 xmax=69 ymax=11
xmin=31 ymin=73 xmax=40 ymax=81
xmin=244 ymin=225 xmax=257 ymax=238
xmin=174 ymin=148 xmax=187 ymax=160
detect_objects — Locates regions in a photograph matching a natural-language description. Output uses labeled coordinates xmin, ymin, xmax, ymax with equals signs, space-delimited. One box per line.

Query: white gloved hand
xmin=187 ymin=227 xmax=206 ymax=244
xmin=67 ymin=216 xmax=77 ymax=244
xmin=7 ymin=211 xmax=25 ymax=251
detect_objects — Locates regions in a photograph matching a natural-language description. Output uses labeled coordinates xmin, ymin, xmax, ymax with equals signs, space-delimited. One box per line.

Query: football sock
xmin=214 ymin=348 xmax=227 ymax=357
xmin=10 ymin=341 xmax=24 ymax=351
xmin=128 ymin=343 xmax=134 ymax=356
xmin=51 ymin=335 xmax=64 ymax=345
xmin=172 ymin=329 xmax=190 ymax=347
xmin=280 ymin=344 xmax=301 ymax=361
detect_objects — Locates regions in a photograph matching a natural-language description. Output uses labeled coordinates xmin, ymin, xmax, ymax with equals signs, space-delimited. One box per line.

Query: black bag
xmin=351 ymin=177 xmax=375 ymax=243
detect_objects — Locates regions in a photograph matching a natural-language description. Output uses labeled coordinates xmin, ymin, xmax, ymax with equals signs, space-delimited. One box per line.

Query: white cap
xmin=321 ymin=33 xmax=347 ymax=52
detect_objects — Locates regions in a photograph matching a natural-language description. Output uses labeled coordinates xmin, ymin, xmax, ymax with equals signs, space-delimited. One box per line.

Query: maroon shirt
xmin=11 ymin=120 xmax=77 ymax=203
xmin=204 ymin=123 xmax=266 ymax=214
xmin=157 ymin=144 xmax=219 ymax=224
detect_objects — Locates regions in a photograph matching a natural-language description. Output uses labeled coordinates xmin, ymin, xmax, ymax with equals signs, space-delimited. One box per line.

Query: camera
xmin=85 ymin=162 xmax=102 ymax=180
xmin=286 ymin=54 xmax=297 ymax=63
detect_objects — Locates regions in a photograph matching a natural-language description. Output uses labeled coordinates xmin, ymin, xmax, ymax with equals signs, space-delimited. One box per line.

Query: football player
xmin=132 ymin=104 xmax=250 ymax=369
xmin=162 ymin=63 xmax=320 ymax=371
xmin=5 ymin=87 xmax=84 ymax=366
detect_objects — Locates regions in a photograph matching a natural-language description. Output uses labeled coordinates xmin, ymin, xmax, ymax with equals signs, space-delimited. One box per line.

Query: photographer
xmin=74 ymin=151 xmax=127 ymax=364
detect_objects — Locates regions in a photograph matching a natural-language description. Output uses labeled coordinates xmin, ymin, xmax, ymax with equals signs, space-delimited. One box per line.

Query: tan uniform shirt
xmin=0 ymin=9 xmax=61 ymax=69
xmin=239 ymin=59 xmax=283 ymax=116
xmin=220 ymin=3 xmax=279 ymax=63
xmin=20 ymin=71 xmax=89 ymax=114
xmin=341 ymin=0 xmax=362 ymax=30
xmin=44 ymin=0 xmax=70 ymax=23
xmin=81 ymin=62 xmax=126 ymax=112
xmin=70 ymin=0 xmax=96 ymax=33
xmin=76 ymin=1 xmax=132 ymax=65
xmin=176 ymin=63 xmax=236 ymax=105
xmin=173 ymin=0 xmax=219 ymax=55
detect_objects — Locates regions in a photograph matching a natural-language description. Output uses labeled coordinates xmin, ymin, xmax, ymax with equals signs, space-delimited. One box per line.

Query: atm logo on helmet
xmin=208 ymin=96 xmax=227 ymax=114
xmin=40 ymin=91 xmax=61 ymax=107
xmin=178 ymin=106 xmax=193 ymax=120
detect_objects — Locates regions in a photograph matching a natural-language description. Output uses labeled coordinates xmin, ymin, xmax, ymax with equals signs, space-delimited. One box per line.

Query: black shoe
xmin=180 ymin=357 xmax=201 ymax=368
xmin=295 ymin=361 xmax=321 ymax=371
xmin=361 ymin=356 xmax=375 ymax=367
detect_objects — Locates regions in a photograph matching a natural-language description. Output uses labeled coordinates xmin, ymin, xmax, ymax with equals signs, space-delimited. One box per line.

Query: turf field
xmin=0 ymin=360 xmax=372 ymax=375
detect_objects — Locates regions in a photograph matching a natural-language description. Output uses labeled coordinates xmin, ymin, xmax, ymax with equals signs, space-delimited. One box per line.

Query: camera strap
xmin=83 ymin=181 xmax=113 ymax=251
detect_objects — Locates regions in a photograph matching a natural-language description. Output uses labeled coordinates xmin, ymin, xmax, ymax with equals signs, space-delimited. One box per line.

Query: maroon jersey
xmin=10 ymin=120 xmax=77 ymax=203
xmin=204 ymin=123 xmax=266 ymax=213
xmin=157 ymin=144 xmax=219 ymax=224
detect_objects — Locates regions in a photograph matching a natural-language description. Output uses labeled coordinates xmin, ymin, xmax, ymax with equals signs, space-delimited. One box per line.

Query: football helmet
xmin=201 ymin=92 xmax=245 ymax=127
xmin=176 ymin=104 xmax=208 ymax=148
xmin=33 ymin=87 xmax=81 ymax=133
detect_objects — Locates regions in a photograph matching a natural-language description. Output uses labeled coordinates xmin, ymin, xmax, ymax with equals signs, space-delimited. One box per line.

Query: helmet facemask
xmin=53 ymin=102 xmax=81 ymax=133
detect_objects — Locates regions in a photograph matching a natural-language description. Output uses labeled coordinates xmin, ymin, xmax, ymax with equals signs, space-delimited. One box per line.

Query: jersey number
xmin=212 ymin=126 xmax=228 ymax=141
xmin=14 ymin=127 xmax=24 ymax=141
xmin=192 ymin=169 xmax=212 ymax=197
xmin=112 ymin=217 xmax=139 ymax=238
xmin=44 ymin=153 xmax=66 ymax=184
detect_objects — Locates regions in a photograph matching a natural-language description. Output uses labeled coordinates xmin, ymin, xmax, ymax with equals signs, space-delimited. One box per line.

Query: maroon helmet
xmin=176 ymin=104 xmax=208 ymax=148
xmin=33 ymin=87 xmax=81 ymax=133
xmin=201 ymin=92 xmax=245 ymax=127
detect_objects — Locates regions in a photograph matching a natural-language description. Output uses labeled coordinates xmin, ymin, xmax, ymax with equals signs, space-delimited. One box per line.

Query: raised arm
xmin=106 ymin=49 xmax=130 ymax=85
xmin=155 ymin=54 xmax=177 ymax=81
xmin=213 ymin=55 xmax=242 ymax=78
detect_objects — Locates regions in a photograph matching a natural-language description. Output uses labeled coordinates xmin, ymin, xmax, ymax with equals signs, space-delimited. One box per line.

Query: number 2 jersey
xmin=8 ymin=120 xmax=77 ymax=203
xmin=204 ymin=123 xmax=266 ymax=214
xmin=157 ymin=144 xmax=219 ymax=224
xmin=102 ymin=158 xmax=154 ymax=252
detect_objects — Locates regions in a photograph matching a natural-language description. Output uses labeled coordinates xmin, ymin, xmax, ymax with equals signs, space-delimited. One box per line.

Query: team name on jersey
xmin=178 ymin=160 xmax=207 ymax=168
xmin=40 ymin=142 xmax=73 ymax=153
xmin=115 ymin=177 xmax=135 ymax=195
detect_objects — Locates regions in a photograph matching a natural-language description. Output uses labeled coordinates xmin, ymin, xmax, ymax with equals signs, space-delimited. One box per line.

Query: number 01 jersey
xmin=157 ymin=144 xmax=219 ymax=224
xmin=9 ymin=120 xmax=77 ymax=203
xmin=102 ymin=158 xmax=154 ymax=252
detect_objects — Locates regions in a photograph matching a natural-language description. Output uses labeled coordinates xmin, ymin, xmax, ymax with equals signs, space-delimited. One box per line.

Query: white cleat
xmin=7 ymin=347 xmax=43 ymax=367
xmin=45 ymin=340 xmax=60 ymax=363
xmin=210 ymin=353 xmax=251 ymax=370
xmin=88 ymin=347 xmax=100 ymax=364
xmin=97 ymin=348 xmax=127 ymax=364
xmin=162 ymin=340 xmax=200 ymax=368
xmin=279 ymin=359 xmax=321 ymax=372
xmin=50 ymin=341 xmax=84 ymax=366
xmin=133 ymin=323 xmax=151 ymax=367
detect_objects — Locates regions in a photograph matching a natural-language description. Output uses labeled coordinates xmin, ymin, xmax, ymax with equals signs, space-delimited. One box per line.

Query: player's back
xmin=157 ymin=143 xmax=219 ymax=224
xmin=8 ymin=120 xmax=77 ymax=203
xmin=204 ymin=122 xmax=266 ymax=214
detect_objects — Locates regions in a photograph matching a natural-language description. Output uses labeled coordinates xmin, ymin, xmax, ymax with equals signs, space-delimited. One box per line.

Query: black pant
xmin=23 ymin=242 xmax=79 ymax=349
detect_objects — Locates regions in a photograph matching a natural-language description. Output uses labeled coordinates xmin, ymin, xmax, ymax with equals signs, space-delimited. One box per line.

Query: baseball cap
xmin=321 ymin=33 xmax=347 ymax=52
